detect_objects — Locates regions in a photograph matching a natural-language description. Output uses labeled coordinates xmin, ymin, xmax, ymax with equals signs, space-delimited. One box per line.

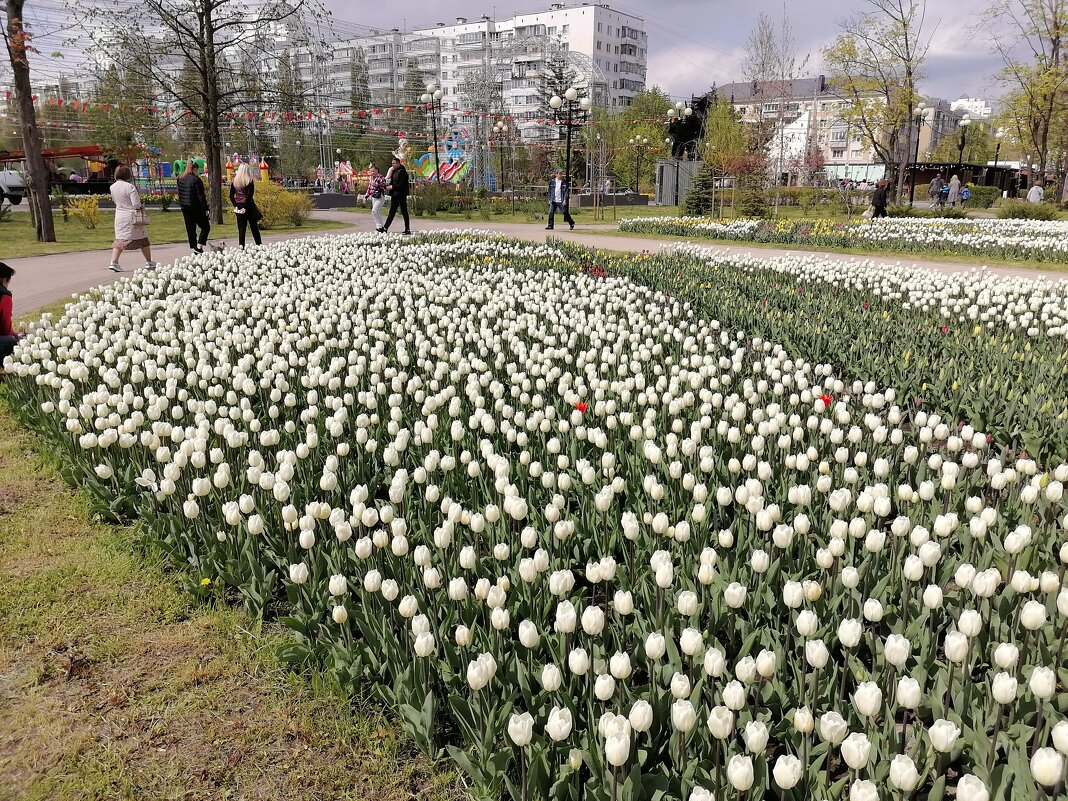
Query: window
xmin=614 ymin=45 xmax=619 ymax=54
xmin=598 ymin=22 xmax=602 ymax=31
xmin=441 ymin=71 xmax=448 ymax=79
xmin=785 ymin=102 xmax=800 ymax=112
xmin=850 ymin=148 xmax=862 ymax=158
xmin=597 ymin=41 xmax=601 ymax=50
xmin=831 ymin=130 xmax=847 ymax=142
xmin=818 ymin=118 xmax=828 ymax=128
xmin=562 ymin=24 xmax=569 ymax=33
xmin=762 ymin=103 xmax=778 ymax=113
xmin=831 ymin=148 xmax=844 ymax=158
xmin=548 ymin=26 xmax=556 ymax=34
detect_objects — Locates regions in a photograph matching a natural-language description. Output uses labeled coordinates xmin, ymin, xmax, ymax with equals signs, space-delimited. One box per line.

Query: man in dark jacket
xmin=546 ymin=168 xmax=575 ymax=230
xmin=177 ymin=161 xmax=210 ymax=253
xmin=871 ymin=179 xmax=889 ymax=218
xmin=382 ymin=157 xmax=411 ymax=234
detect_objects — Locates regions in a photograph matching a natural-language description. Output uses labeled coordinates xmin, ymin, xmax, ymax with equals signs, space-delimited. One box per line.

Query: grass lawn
xmin=0 ymin=210 xmax=349 ymax=259
xmin=0 ymin=311 xmax=455 ymax=801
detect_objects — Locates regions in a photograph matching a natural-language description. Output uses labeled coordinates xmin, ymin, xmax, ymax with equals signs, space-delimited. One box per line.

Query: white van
xmin=0 ymin=169 xmax=25 ymax=204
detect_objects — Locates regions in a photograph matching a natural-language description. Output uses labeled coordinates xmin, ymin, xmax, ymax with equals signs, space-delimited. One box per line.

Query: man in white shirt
xmin=1027 ymin=181 xmax=1045 ymax=204
xmin=546 ymin=169 xmax=575 ymax=230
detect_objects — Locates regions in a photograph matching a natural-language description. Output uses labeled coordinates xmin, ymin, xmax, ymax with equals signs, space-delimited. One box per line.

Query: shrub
xmin=66 ymin=196 xmax=100 ymax=229
xmin=933 ymin=208 xmax=968 ymax=219
xmin=965 ymin=185 xmax=1000 ymax=209
xmin=887 ymin=205 xmax=929 ymax=217
xmin=0 ymin=200 xmax=11 ymax=223
xmin=997 ymin=199 xmax=1061 ymax=220
xmin=157 ymin=192 xmax=176 ymax=213
xmin=229 ymin=182 xmax=310 ymax=230
xmin=285 ymin=191 xmax=313 ymax=226
xmin=53 ymin=187 xmax=71 ymax=222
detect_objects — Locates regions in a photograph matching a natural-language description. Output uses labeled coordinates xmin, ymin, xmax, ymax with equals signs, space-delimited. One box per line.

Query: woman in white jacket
xmin=108 ymin=165 xmax=157 ymax=272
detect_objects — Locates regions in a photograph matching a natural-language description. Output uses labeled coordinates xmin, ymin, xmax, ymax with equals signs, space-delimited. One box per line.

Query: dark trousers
xmin=383 ymin=194 xmax=410 ymax=232
xmin=0 ymin=335 xmax=17 ymax=361
xmin=873 ymin=205 xmax=887 ymax=218
xmin=547 ymin=201 xmax=574 ymax=228
xmin=181 ymin=205 xmax=210 ymax=249
xmin=237 ymin=214 xmax=261 ymax=246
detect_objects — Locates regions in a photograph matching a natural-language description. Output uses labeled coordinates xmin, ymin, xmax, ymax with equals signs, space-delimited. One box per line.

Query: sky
xmin=335 ymin=0 xmax=1002 ymax=104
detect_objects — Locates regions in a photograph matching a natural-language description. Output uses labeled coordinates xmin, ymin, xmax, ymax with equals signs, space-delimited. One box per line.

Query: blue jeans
xmin=547 ymin=202 xmax=574 ymax=228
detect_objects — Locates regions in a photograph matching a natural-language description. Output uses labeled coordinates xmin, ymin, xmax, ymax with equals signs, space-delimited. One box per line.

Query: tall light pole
xmin=548 ymin=85 xmax=593 ymax=195
xmin=666 ymin=101 xmax=693 ymax=158
xmin=420 ymin=83 xmax=444 ymax=184
xmin=956 ymin=113 xmax=971 ymax=173
xmin=628 ymin=135 xmax=649 ymax=193
xmin=909 ymin=103 xmax=925 ymax=205
xmin=493 ymin=119 xmax=509 ymax=192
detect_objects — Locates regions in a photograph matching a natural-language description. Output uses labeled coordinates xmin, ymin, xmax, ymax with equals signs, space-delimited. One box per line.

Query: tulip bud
xmin=726 ymin=755 xmax=754 ymax=791
xmin=629 ymin=700 xmax=653 ymax=733
xmin=841 ymin=732 xmax=871 ymax=769
xmin=1031 ymin=748 xmax=1064 ymax=788
xmin=707 ymin=705 xmax=734 ymax=739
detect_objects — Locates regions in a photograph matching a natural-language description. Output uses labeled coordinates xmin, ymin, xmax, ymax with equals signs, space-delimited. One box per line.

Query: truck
xmin=0 ymin=168 xmax=24 ymax=204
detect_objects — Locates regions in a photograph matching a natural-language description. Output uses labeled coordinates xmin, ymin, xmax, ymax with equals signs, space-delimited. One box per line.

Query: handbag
xmin=133 ymin=207 xmax=149 ymax=227
xmin=861 ymin=205 xmax=874 ymax=219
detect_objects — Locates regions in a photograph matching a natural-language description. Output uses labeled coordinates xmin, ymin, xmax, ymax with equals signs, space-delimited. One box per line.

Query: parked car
xmin=0 ymin=169 xmax=25 ymax=204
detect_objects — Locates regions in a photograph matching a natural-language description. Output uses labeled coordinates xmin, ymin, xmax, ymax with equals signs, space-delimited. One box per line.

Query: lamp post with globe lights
xmin=493 ymin=119 xmax=509 ymax=193
xmin=909 ymin=103 xmax=925 ymax=205
xmin=628 ymin=135 xmax=650 ymax=194
xmin=956 ymin=114 xmax=971 ymax=173
xmin=666 ymin=101 xmax=693 ymax=159
xmin=548 ymin=86 xmax=593 ymax=193
xmin=420 ymin=83 xmax=444 ymax=184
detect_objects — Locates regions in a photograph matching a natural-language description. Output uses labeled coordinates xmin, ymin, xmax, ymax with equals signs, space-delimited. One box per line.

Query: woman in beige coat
xmin=108 ymin=165 xmax=157 ymax=272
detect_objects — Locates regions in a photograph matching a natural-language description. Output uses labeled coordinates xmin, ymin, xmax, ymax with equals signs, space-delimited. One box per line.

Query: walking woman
xmin=367 ymin=164 xmax=388 ymax=231
xmin=947 ymin=174 xmax=962 ymax=207
xmin=230 ymin=163 xmax=263 ymax=247
xmin=177 ymin=160 xmax=210 ymax=253
xmin=108 ymin=165 xmax=157 ymax=272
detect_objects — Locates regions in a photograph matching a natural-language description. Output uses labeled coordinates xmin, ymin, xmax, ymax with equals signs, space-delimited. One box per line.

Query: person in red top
xmin=0 ymin=262 xmax=25 ymax=362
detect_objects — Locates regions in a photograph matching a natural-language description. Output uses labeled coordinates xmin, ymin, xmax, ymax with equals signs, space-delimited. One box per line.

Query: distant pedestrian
xmin=929 ymin=174 xmax=944 ymax=208
xmin=871 ymin=179 xmax=889 ymax=218
xmin=947 ymin=174 xmax=961 ymax=207
xmin=0 ymin=261 xmax=25 ymax=362
xmin=108 ymin=165 xmax=157 ymax=273
xmin=230 ymin=163 xmax=263 ymax=247
xmin=1027 ymin=180 xmax=1045 ymax=204
xmin=366 ymin=164 xmax=389 ymax=232
xmin=382 ymin=157 xmax=411 ymax=235
xmin=177 ymin=160 xmax=210 ymax=254
xmin=546 ymin=168 xmax=575 ymax=230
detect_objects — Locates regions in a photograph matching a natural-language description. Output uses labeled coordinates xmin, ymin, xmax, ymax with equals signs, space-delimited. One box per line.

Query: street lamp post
xmin=420 ymin=83 xmax=445 ymax=184
xmin=549 ymin=86 xmax=593 ymax=197
xmin=493 ymin=120 xmax=508 ymax=192
xmin=666 ymin=101 xmax=693 ymax=207
xmin=628 ymin=135 xmax=649 ymax=194
xmin=989 ymin=128 xmax=1005 ymax=190
xmin=909 ymin=103 xmax=925 ymax=205
xmin=956 ymin=113 xmax=971 ymax=174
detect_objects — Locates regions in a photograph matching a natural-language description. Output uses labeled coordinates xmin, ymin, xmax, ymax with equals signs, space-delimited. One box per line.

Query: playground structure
xmin=408 ymin=125 xmax=475 ymax=185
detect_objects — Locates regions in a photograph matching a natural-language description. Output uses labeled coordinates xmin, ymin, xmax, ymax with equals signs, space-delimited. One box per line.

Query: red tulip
xmin=575 ymin=402 xmax=588 ymax=414
xmin=818 ymin=393 xmax=833 ymax=407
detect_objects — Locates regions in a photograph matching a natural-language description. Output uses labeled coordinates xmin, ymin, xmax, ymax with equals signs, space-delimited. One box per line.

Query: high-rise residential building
xmin=950 ymin=97 xmax=993 ymax=119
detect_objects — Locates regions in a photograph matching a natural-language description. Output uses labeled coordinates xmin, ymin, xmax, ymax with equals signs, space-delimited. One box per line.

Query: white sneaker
xmin=107 ymin=263 xmax=122 ymax=272
xmin=144 ymin=261 xmax=158 ymax=270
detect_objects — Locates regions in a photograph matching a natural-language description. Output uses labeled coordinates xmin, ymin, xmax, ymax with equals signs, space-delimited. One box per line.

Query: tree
xmin=979 ymin=0 xmax=1068 ymax=196
xmin=82 ymin=0 xmax=325 ymax=224
xmin=743 ymin=9 xmax=809 ymax=194
xmin=2 ymin=0 xmax=56 ymax=241
xmin=536 ymin=52 xmax=578 ymax=144
xmin=823 ymin=0 xmax=931 ymax=201
xmin=87 ymin=40 xmax=168 ymax=162
xmin=930 ymin=122 xmax=994 ymax=165
xmin=350 ymin=47 xmax=369 ymax=111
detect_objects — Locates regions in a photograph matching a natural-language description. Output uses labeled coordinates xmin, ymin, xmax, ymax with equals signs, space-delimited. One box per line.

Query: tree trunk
xmin=4 ymin=0 xmax=56 ymax=242
xmin=202 ymin=5 xmax=223 ymax=225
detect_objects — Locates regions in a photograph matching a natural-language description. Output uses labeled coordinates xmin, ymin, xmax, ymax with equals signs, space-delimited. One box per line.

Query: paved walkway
xmin=6 ymin=210 xmax=1064 ymax=315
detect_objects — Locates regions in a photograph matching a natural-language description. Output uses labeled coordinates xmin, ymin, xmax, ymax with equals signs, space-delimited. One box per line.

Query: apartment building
xmin=950 ymin=97 xmax=993 ymax=119
xmin=715 ymin=77 xmax=968 ymax=183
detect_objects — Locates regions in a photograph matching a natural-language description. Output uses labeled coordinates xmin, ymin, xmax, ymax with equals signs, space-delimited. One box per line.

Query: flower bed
xmin=619 ymin=216 xmax=1068 ymax=263
xmin=3 ymin=233 xmax=1068 ymax=801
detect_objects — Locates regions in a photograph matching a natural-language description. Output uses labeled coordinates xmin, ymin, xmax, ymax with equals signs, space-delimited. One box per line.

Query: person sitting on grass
xmin=0 ymin=262 xmax=27 ymax=363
